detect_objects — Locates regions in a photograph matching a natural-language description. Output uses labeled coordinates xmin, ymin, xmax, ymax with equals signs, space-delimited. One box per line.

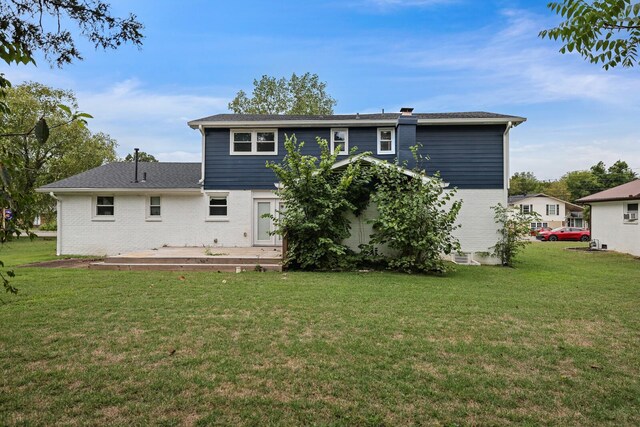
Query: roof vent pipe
xmin=400 ymin=107 xmax=414 ymax=116
xmin=134 ymin=148 xmax=139 ymax=183
xmin=142 ymin=172 xmax=147 ymax=183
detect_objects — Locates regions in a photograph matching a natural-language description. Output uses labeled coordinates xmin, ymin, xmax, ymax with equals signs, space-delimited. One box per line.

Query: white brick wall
xmin=344 ymin=189 xmax=504 ymax=264
xmin=57 ymin=191 xmax=258 ymax=255
xmin=590 ymin=200 xmax=640 ymax=256
xmin=57 ymin=188 xmax=505 ymax=263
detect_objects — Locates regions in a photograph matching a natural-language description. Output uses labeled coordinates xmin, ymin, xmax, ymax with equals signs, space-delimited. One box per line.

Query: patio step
xmin=103 ymin=256 xmax=282 ymax=265
xmin=89 ymin=262 xmax=282 ymax=272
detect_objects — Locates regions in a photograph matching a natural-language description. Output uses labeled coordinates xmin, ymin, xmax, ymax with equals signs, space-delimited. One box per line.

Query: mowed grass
xmin=1 ymin=239 xmax=639 ymax=426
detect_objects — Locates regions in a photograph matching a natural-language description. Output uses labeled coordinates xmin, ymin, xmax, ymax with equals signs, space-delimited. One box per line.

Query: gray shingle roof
xmin=188 ymin=111 xmax=526 ymax=126
xmin=38 ymin=162 xmax=201 ymax=190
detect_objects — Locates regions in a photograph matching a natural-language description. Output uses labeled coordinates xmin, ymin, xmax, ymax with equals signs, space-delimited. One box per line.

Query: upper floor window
xmin=377 ymin=128 xmax=395 ymax=155
xmin=520 ymin=204 xmax=533 ymax=214
xmin=330 ymin=129 xmax=348 ymax=155
xmin=546 ymin=204 xmax=559 ymax=215
xmin=230 ymin=130 xmax=277 ymax=155
xmin=96 ymin=196 xmax=114 ymax=216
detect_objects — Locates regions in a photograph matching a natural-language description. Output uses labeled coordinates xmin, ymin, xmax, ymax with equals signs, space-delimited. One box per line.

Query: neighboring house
xmin=577 ymin=179 xmax=640 ymax=256
xmin=508 ymin=193 xmax=585 ymax=229
xmin=37 ymin=109 xmax=526 ymax=264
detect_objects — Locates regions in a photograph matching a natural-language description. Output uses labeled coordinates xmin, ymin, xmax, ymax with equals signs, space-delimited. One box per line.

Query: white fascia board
xmin=417 ymin=117 xmax=526 ymax=126
xmin=188 ymin=117 xmax=526 ymax=129
xmin=36 ymin=188 xmax=201 ymax=195
xmin=331 ymin=155 xmax=449 ymax=188
xmin=189 ymin=119 xmax=398 ymax=129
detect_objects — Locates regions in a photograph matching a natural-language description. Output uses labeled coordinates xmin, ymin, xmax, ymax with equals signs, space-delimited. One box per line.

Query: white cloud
xmin=75 ymin=79 xmax=228 ymax=159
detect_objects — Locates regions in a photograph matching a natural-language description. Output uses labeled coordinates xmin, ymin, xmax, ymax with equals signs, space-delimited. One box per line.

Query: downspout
xmin=198 ymin=125 xmax=205 ymax=186
xmin=49 ymin=192 xmax=61 ymax=256
xmin=503 ymin=121 xmax=513 ymax=204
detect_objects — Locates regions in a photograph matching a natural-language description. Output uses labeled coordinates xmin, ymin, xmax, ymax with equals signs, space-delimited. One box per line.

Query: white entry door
xmin=253 ymin=199 xmax=282 ymax=246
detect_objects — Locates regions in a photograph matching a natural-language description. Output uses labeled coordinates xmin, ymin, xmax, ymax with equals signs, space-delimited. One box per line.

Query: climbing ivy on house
xmin=268 ymin=136 xmax=463 ymax=274
xmin=368 ymin=154 xmax=462 ymax=274
xmin=266 ymin=134 xmax=368 ymax=270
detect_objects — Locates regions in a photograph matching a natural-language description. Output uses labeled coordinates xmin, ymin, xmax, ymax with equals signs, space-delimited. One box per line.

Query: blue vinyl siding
xmin=204 ymin=127 xmax=395 ymax=190
xmin=204 ymin=124 xmax=505 ymax=190
xmin=406 ymin=125 xmax=505 ymax=189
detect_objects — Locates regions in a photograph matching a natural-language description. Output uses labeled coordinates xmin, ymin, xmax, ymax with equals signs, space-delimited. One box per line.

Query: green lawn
xmin=1 ymin=239 xmax=639 ymax=426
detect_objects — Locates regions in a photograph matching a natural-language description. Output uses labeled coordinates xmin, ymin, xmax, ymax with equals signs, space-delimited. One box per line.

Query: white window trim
xmin=546 ymin=204 xmax=559 ymax=216
xmin=330 ymin=128 xmax=349 ymax=155
xmin=92 ymin=195 xmax=115 ymax=222
xmin=521 ymin=204 xmax=534 ymax=214
xmin=146 ymin=196 xmax=162 ymax=222
xmin=230 ymin=129 xmax=278 ymax=155
xmin=624 ymin=202 xmax=638 ymax=224
xmin=206 ymin=192 xmax=229 ymax=222
xmin=377 ymin=127 xmax=396 ymax=155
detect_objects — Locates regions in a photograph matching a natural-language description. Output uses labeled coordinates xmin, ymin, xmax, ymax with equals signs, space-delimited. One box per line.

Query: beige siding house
xmin=508 ymin=193 xmax=585 ymax=230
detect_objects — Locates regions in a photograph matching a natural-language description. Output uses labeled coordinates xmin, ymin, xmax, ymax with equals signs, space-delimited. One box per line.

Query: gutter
xmin=49 ymin=192 xmax=61 ymax=256
xmin=503 ymin=121 xmax=513 ymax=203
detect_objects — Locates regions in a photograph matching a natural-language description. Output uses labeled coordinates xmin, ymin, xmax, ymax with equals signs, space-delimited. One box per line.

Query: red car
xmin=537 ymin=227 xmax=590 ymax=242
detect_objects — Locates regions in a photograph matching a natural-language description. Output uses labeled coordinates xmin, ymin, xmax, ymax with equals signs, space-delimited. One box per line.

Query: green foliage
xmin=511 ymin=160 xmax=637 ymax=203
xmin=267 ymin=135 xmax=365 ymax=270
xmin=269 ymin=137 xmax=462 ymax=274
xmin=490 ymin=203 xmax=539 ymax=267
xmin=0 ymin=0 xmax=144 ymax=68
xmin=0 ymin=83 xmax=118 ymax=223
xmin=509 ymin=171 xmax=542 ymax=196
xmin=540 ymin=0 xmax=640 ymax=69
xmin=123 ymin=151 xmax=158 ymax=162
xmin=228 ymin=73 xmax=337 ymax=115
xmin=369 ymin=159 xmax=462 ymax=274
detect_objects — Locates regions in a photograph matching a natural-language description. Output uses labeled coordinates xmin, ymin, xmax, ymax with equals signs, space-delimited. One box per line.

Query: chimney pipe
xmin=400 ymin=107 xmax=414 ymax=116
xmin=134 ymin=148 xmax=139 ymax=183
xmin=142 ymin=172 xmax=147 ymax=182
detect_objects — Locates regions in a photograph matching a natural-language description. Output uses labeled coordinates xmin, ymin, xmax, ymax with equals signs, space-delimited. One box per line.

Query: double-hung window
xmin=96 ymin=196 xmax=114 ymax=216
xmin=209 ymin=196 xmax=228 ymax=217
xmin=149 ymin=196 xmax=161 ymax=217
xmin=624 ymin=202 xmax=638 ymax=222
xmin=330 ymin=129 xmax=348 ymax=155
xmin=377 ymin=128 xmax=395 ymax=155
xmin=520 ymin=204 xmax=533 ymax=214
xmin=230 ymin=130 xmax=277 ymax=155
xmin=546 ymin=204 xmax=559 ymax=215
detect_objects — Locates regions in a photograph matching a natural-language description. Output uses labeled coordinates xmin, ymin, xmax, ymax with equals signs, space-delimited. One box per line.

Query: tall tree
xmin=0 ymin=82 xmax=117 ymax=224
xmin=540 ymin=0 xmax=640 ymax=69
xmin=563 ymin=170 xmax=602 ymax=201
xmin=0 ymin=1 xmax=142 ymax=293
xmin=509 ymin=171 xmax=542 ymax=196
xmin=0 ymin=0 xmax=144 ymax=111
xmin=123 ymin=151 xmax=158 ymax=162
xmin=228 ymin=73 xmax=337 ymax=115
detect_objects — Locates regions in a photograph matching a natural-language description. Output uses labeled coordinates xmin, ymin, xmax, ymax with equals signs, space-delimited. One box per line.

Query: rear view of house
xmin=38 ymin=109 xmax=525 ymax=264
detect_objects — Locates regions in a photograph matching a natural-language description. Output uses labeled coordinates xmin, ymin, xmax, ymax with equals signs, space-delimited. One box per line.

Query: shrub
xmin=490 ymin=203 xmax=539 ymax=267
xmin=267 ymin=135 xmax=367 ymax=270
xmin=368 ymin=159 xmax=462 ymax=274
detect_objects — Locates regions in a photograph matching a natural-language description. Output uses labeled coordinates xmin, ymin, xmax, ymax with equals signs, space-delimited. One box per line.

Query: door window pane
xmin=257 ymin=202 xmax=271 ymax=241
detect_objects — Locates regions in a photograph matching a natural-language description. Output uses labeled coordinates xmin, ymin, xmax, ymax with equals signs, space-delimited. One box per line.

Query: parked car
xmin=536 ymin=227 xmax=591 ymax=242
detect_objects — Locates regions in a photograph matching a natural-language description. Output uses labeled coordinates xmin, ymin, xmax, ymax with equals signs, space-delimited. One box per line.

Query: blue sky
xmin=6 ymin=0 xmax=640 ymax=180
